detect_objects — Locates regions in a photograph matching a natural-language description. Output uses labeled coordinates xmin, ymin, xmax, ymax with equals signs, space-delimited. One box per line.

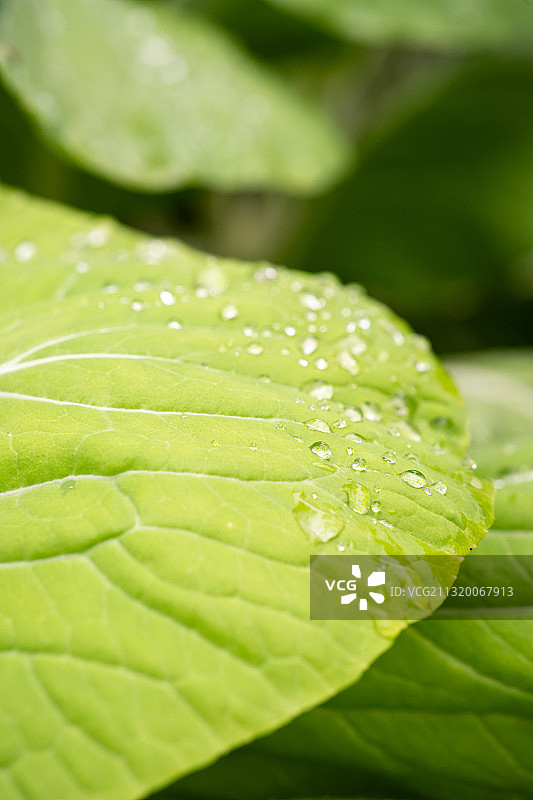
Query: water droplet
xmin=221 ymin=304 xmax=238 ymax=321
xmin=285 ymin=326 xmax=296 ymax=337
xmin=358 ymin=317 xmax=371 ymax=330
xmin=310 ymin=441 xmax=331 ymax=460
xmin=382 ymin=450 xmax=397 ymax=464
xmin=247 ymin=343 xmax=263 ymax=355
xmin=343 ymin=482 xmax=370 ymax=514
xmin=305 ymin=380 xmax=334 ymax=401
xmin=249 ymin=442 xmax=258 ymax=450
xmin=471 ymin=477 xmax=483 ymax=489
xmin=371 ymin=501 xmax=382 ymax=513
xmin=298 ymin=358 xmax=309 ymax=367
xmin=301 ymin=293 xmax=325 ymax=311
xmin=254 ymin=265 xmax=278 ymax=281
xmin=352 ymin=458 xmax=367 ymax=472
xmin=432 ymin=481 xmax=448 ymax=495
xmin=301 ymin=337 xmax=318 ymax=356
xmin=361 ymin=402 xmax=382 ymax=422
xmin=211 ymin=440 xmax=220 ymax=448
xmin=315 ymin=358 xmax=328 ymax=371
xmin=337 ymin=351 xmax=359 ymax=375
xmin=306 ymin=419 xmax=332 ymax=434
xmin=160 ymin=290 xmax=175 ymax=306
xmin=346 ymin=433 xmax=364 ymax=444
xmin=168 ymin=320 xmax=183 ymax=330
xmin=293 ymin=496 xmax=344 ymax=542
xmin=15 ymin=241 xmax=36 ymax=262
xmin=345 ymin=406 xmax=362 ymax=422
xmin=401 ymin=470 xmax=427 ymax=488
xmin=415 ymin=360 xmax=431 ymax=373
xmin=392 ymin=331 xmax=405 ymax=345
xmin=130 ymin=300 xmax=144 ymax=312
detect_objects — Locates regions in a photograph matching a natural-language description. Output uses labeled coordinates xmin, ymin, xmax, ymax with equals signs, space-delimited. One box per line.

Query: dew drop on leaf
xmin=401 ymin=469 xmax=427 ymax=488
xmin=305 ymin=419 xmax=332 ymax=433
xmin=343 ymin=482 xmax=370 ymax=514
xmin=293 ymin=495 xmax=344 ymax=542
xmin=310 ymin=441 xmax=331 ymax=460
xmin=221 ymin=303 xmax=238 ymax=320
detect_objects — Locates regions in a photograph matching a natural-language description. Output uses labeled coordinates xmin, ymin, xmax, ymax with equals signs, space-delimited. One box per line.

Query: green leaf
xmin=0 ymin=187 xmax=491 ymax=800
xmin=269 ymin=0 xmax=533 ymax=52
xmin=448 ymin=350 xmax=533 ymax=450
xmin=164 ymin=351 xmax=532 ymax=800
xmin=0 ymin=0 xmax=349 ymax=194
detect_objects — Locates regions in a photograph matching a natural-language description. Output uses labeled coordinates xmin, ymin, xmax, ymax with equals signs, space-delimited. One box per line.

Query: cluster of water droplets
xmin=26 ymin=223 xmax=477 ymax=554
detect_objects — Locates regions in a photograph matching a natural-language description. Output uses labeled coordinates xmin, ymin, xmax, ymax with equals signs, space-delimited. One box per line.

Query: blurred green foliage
xmin=0 ymin=0 xmax=532 ymax=353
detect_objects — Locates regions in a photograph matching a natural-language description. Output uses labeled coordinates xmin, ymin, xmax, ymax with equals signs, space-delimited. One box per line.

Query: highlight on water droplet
xmin=221 ymin=303 xmax=238 ymax=321
xmin=343 ymin=482 xmax=370 ymax=514
xmin=301 ymin=337 xmax=318 ymax=356
xmin=310 ymin=441 xmax=331 ymax=460
xmin=160 ymin=290 xmax=175 ymax=306
xmin=401 ymin=469 xmax=427 ymax=488
xmin=352 ymin=457 xmax=367 ymax=472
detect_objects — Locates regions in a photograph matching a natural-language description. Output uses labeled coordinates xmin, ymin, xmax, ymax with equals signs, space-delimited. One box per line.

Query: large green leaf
xmin=163 ymin=351 xmax=532 ymax=800
xmin=0 ymin=0 xmax=349 ymax=193
xmin=269 ymin=0 xmax=533 ymax=52
xmin=0 ymin=187 xmax=491 ymax=800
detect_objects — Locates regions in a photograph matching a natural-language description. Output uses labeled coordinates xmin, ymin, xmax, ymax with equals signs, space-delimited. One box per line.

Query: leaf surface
xmin=269 ymin=0 xmax=533 ymax=52
xmin=0 ymin=188 xmax=491 ymax=800
xmin=163 ymin=351 xmax=532 ymax=800
xmin=0 ymin=0 xmax=348 ymax=193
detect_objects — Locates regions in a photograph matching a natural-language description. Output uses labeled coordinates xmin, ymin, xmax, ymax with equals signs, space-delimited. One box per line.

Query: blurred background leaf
xmin=0 ymin=0 xmax=349 ymax=193
xmin=0 ymin=0 xmax=532 ymax=357
xmin=284 ymin=60 xmax=533 ymax=353
xmin=268 ymin=0 xmax=533 ymax=53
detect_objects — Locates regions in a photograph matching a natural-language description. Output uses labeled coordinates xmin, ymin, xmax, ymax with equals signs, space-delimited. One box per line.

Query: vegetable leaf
xmin=0 ymin=0 xmax=349 ymax=193
xmin=164 ymin=351 xmax=532 ymax=800
xmin=269 ymin=0 xmax=533 ymax=52
xmin=0 ymin=187 xmax=491 ymax=800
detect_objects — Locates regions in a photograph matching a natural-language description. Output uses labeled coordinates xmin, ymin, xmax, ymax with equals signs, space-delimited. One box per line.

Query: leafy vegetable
xmin=0 ymin=0 xmax=349 ymax=193
xmin=163 ymin=351 xmax=532 ymax=800
xmin=0 ymin=187 xmax=491 ymax=800
xmin=269 ymin=0 xmax=533 ymax=52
